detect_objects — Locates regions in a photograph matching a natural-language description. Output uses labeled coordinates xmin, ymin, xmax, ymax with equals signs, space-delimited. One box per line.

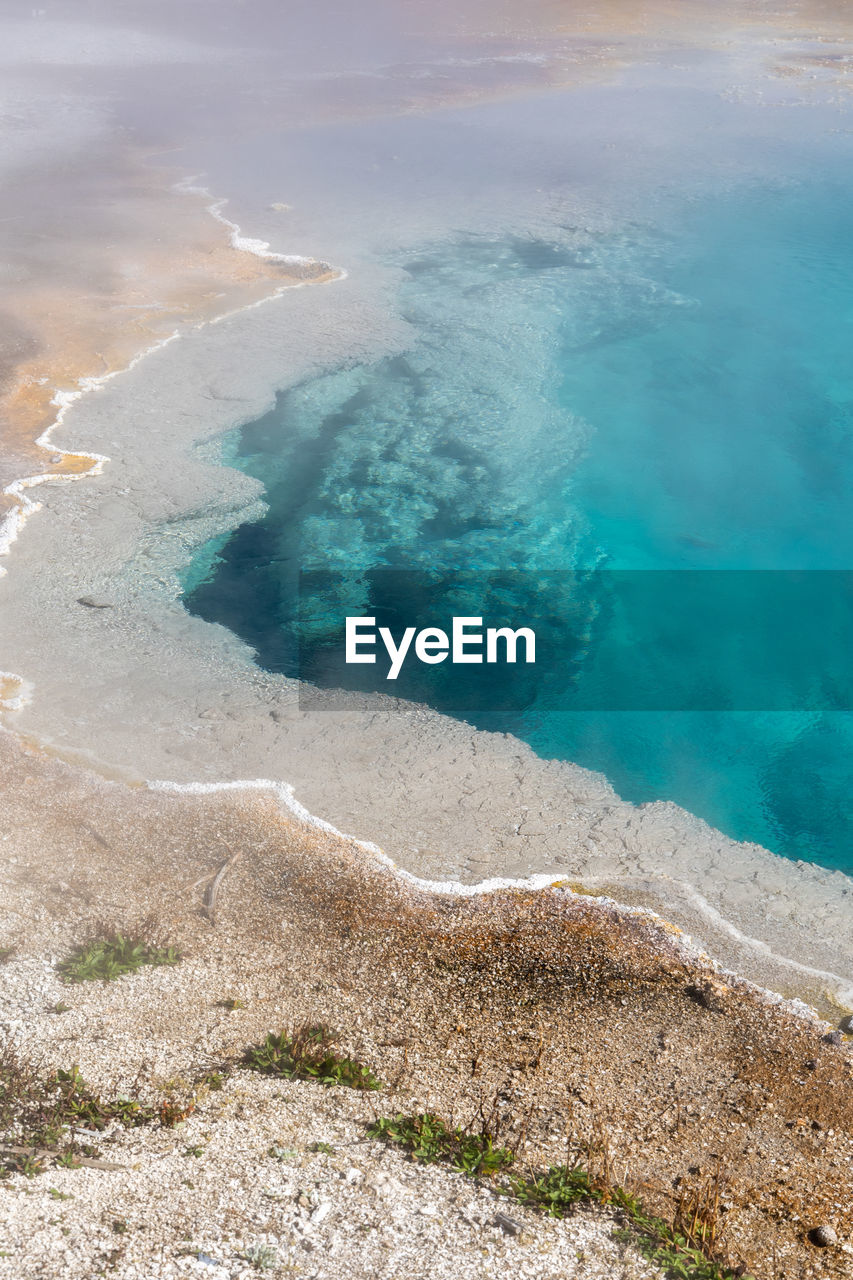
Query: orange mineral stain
xmin=0 ymin=154 xmax=335 ymax=557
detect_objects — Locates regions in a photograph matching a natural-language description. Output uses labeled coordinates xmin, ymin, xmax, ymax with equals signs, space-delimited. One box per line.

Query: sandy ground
xmin=0 ymin=729 xmax=851 ymax=1278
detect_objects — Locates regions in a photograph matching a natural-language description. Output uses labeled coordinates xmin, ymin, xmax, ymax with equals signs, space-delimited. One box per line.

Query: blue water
xmin=186 ymin=158 xmax=853 ymax=876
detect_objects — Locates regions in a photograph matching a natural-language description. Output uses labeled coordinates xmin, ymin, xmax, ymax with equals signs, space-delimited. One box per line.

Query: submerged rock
xmin=76 ymin=596 xmax=113 ymax=609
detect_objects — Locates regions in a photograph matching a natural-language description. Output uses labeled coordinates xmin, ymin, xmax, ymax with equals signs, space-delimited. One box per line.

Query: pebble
xmin=494 ymin=1212 xmax=524 ymax=1237
xmin=808 ymin=1224 xmax=838 ymax=1248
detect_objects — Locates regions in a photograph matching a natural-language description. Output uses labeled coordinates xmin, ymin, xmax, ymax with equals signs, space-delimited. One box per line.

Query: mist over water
xmin=186 ymin=66 xmax=853 ymax=877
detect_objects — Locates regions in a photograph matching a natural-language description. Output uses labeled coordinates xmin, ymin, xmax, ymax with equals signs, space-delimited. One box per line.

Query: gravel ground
xmin=0 ymin=1058 xmax=662 ymax=1280
xmin=0 ymin=731 xmax=851 ymax=1279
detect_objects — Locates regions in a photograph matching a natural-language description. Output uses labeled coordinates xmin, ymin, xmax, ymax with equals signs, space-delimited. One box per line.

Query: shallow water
xmin=186 ymin=76 xmax=853 ymax=877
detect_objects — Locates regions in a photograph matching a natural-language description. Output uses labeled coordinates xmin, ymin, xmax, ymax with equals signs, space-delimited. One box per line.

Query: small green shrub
xmin=363 ymin=1108 xmax=751 ymax=1280
xmin=268 ymin=1144 xmax=299 ymax=1161
xmin=0 ymin=1047 xmax=191 ymax=1176
xmin=510 ymin=1166 xmax=748 ymax=1280
xmin=610 ymin=1188 xmax=750 ymax=1280
xmin=2 ymin=1151 xmax=45 ymax=1178
xmin=58 ymin=933 xmax=180 ymax=983
xmin=241 ymin=1242 xmax=279 ymax=1271
xmin=244 ymin=1026 xmax=381 ymax=1091
xmin=368 ymin=1113 xmax=514 ymax=1178
xmin=509 ymin=1165 xmax=749 ymax=1280
xmin=512 ymin=1163 xmax=600 ymax=1214
xmin=195 ymin=1070 xmax=226 ymax=1092
xmin=40 ymin=1067 xmax=154 ymax=1137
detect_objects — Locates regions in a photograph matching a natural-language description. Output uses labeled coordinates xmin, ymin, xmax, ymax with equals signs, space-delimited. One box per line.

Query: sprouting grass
xmin=513 ymin=1170 xmax=747 ymax=1279
xmin=268 ymin=1145 xmax=299 ymax=1161
xmin=368 ymin=1113 xmax=514 ymax=1178
xmin=0 ymin=1047 xmax=193 ymax=1176
xmin=58 ymin=932 xmax=180 ymax=983
xmin=366 ymin=1112 xmax=751 ymax=1280
xmin=0 ymin=1051 xmax=157 ymax=1176
xmin=244 ymin=1026 xmax=382 ymax=1091
xmin=196 ymin=1070 xmax=226 ymax=1092
xmin=510 ymin=1162 xmax=600 ymax=1212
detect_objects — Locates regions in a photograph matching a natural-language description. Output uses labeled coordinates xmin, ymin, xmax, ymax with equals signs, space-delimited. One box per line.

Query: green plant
xmin=241 ymin=1242 xmax=279 ymax=1271
xmin=1 ymin=1052 xmax=154 ymax=1168
xmin=368 ymin=1113 xmax=514 ymax=1178
xmin=1 ymin=1151 xmax=45 ymax=1178
xmin=364 ymin=1104 xmax=751 ymax=1280
xmin=310 ymin=1141 xmax=335 ymax=1155
xmin=268 ymin=1144 xmax=299 ymax=1161
xmin=609 ymin=1182 xmax=750 ymax=1280
xmin=244 ymin=1026 xmax=381 ymax=1091
xmin=0 ymin=1045 xmax=194 ymax=1175
xmin=512 ymin=1163 xmax=600 ymax=1213
xmin=58 ymin=933 xmax=180 ymax=983
xmin=509 ymin=1168 xmax=749 ymax=1280
xmin=195 ymin=1069 xmax=226 ymax=1092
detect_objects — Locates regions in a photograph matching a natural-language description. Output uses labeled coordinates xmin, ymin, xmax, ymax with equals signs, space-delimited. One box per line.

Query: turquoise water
xmin=186 ymin=158 xmax=853 ymax=876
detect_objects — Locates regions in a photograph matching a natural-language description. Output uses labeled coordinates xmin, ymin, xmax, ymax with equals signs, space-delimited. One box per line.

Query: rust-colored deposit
xmin=0 ymin=150 xmax=333 ymax=528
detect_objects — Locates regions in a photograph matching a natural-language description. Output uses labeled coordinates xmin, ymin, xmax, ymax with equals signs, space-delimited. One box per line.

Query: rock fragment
xmin=494 ymin=1211 xmax=524 ymax=1237
xmin=808 ymin=1224 xmax=838 ymax=1248
xmin=76 ymin=596 xmax=113 ymax=609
